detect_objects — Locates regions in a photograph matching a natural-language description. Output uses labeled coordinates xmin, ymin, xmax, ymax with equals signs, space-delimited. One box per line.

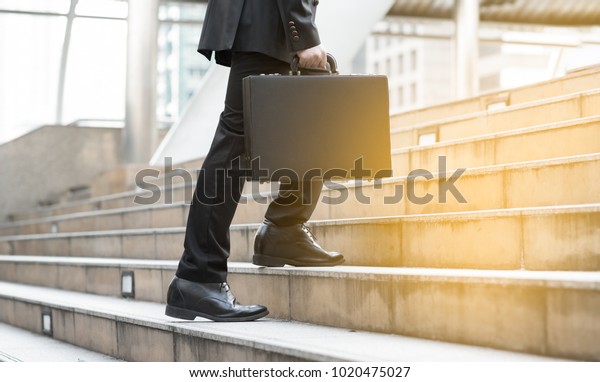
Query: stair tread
xmin=0 ymin=281 xmax=563 ymax=361
xmin=0 ymin=321 xmax=120 ymax=362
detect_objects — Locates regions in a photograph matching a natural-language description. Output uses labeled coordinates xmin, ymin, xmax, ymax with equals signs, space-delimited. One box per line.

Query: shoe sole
xmin=165 ymin=305 xmax=269 ymax=322
xmin=252 ymin=253 xmax=345 ymax=267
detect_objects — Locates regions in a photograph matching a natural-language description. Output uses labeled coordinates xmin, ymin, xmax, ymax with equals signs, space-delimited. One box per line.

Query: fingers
xmin=297 ymin=45 xmax=327 ymax=69
xmin=300 ymin=54 xmax=324 ymax=69
xmin=316 ymin=49 xmax=327 ymax=68
xmin=301 ymin=55 xmax=321 ymax=69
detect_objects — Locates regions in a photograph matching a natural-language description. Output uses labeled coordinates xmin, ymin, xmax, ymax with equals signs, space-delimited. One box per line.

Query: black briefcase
xmin=243 ymin=54 xmax=391 ymax=182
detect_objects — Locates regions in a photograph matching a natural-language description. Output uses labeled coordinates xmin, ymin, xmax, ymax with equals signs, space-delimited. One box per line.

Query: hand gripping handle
xmin=290 ymin=53 xmax=338 ymax=75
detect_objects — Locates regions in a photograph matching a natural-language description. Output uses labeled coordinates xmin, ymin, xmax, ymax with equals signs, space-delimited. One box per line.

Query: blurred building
xmin=0 ymin=0 xmax=599 ymax=214
xmin=362 ymin=17 xmax=600 ymax=113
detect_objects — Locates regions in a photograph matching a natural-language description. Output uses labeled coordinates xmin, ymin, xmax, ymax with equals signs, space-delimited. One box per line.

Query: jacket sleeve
xmin=275 ymin=0 xmax=321 ymax=52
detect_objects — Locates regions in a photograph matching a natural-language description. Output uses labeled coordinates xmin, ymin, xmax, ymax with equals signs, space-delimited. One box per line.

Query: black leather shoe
xmin=252 ymin=219 xmax=344 ymax=267
xmin=165 ymin=277 xmax=269 ymax=322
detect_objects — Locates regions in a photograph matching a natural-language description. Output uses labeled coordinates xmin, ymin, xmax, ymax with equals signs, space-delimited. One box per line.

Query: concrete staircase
xmin=0 ymin=66 xmax=599 ymax=361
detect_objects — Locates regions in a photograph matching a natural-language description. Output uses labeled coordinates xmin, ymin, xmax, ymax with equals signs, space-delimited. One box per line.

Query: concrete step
xmin=0 ymin=321 xmax=120 ymax=362
xmin=1 ymin=258 xmax=596 ymax=360
xmin=391 ymin=66 xmax=600 ymax=128
xmin=0 ymin=280 xmax=566 ymax=361
xmin=392 ymin=89 xmax=600 ymax=148
xmin=1 ymin=204 xmax=598 ymax=271
xmin=87 ymin=158 xmax=204 ymax=200
xmin=2 ymin=154 xmax=599 ymax=236
xmin=0 ymin=203 xmax=188 ymax=236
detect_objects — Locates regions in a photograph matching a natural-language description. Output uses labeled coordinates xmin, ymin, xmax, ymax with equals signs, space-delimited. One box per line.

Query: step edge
xmin=1 ymin=256 xmax=599 ymax=289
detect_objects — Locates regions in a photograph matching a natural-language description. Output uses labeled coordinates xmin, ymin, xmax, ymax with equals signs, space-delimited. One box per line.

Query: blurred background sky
xmin=1 ymin=0 xmax=599 ymax=145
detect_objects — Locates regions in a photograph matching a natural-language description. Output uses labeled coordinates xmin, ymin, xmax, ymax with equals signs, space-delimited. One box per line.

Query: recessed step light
xmin=41 ymin=309 xmax=52 ymax=336
xmin=121 ymin=271 xmax=135 ymax=298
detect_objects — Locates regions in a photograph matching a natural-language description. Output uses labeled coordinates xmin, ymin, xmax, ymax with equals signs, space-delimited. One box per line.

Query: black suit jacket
xmin=197 ymin=0 xmax=321 ymax=66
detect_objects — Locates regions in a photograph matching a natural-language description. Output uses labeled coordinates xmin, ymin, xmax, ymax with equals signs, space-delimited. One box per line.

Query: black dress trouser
xmin=176 ymin=52 xmax=323 ymax=283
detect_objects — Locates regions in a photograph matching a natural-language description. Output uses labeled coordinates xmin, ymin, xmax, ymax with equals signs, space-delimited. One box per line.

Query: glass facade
xmin=75 ymin=0 xmax=127 ymax=18
xmin=0 ymin=13 xmax=66 ymax=141
xmin=62 ymin=17 xmax=127 ymax=123
xmin=0 ymin=0 xmax=70 ymax=13
xmin=157 ymin=2 xmax=209 ymax=122
xmin=0 ymin=0 xmax=208 ymax=144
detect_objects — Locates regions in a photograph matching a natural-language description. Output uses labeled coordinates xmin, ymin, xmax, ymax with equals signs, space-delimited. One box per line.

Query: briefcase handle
xmin=290 ymin=53 xmax=339 ymax=75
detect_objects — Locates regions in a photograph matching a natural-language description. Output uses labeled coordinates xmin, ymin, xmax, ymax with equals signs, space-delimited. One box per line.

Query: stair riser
xmin=390 ymin=71 xmax=600 ymax=128
xmin=8 ymin=189 xmax=193 ymax=223
xmin=0 ymin=297 xmax=305 ymax=361
xmin=392 ymin=93 xmax=599 ymax=147
xmin=0 ymin=233 xmax=184 ymax=261
xmin=1 ymin=262 xmax=597 ymax=360
xmin=3 ymin=157 xmax=599 ymax=236
xmin=0 ymin=262 xmax=170 ymax=303
xmin=288 ymin=275 xmax=600 ymax=361
xmin=7 ymin=180 xmax=269 ymax=223
xmin=2 ymin=210 xmax=599 ymax=270
xmin=511 ymin=71 xmax=600 ymax=105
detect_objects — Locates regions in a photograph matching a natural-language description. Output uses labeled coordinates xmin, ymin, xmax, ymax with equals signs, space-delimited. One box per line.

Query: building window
xmin=157 ymin=21 xmax=206 ymax=120
xmin=398 ymin=54 xmax=404 ymax=76
xmin=0 ymin=0 xmax=70 ymax=13
xmin=157 ymin=2 xmax=208 ymax=121
xmin=76 ymin=0 xmax=128 ymax=18
xmin=410 ymin=50 xmax=417 ymax=71
xmin=0 ymin=13 xmax=66 ymax=142
xmin=410 ymin=82 xmax=417 ymax=104
xmin=62 ymin=17 xmax=127 ymax=123
xmin=380 ymin=36 xmax=387 ymax=49
xmin=397 ymin=86 xmax=404 ymax=108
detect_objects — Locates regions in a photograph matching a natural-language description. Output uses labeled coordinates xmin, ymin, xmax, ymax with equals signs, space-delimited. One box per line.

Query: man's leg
xmin=176 ymin=52 xmax=291 ymax=283
xmin=166 ymin=52 xmax=291 ymax=322
xmin=265 ymin=180 xmax=323 ymax=225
